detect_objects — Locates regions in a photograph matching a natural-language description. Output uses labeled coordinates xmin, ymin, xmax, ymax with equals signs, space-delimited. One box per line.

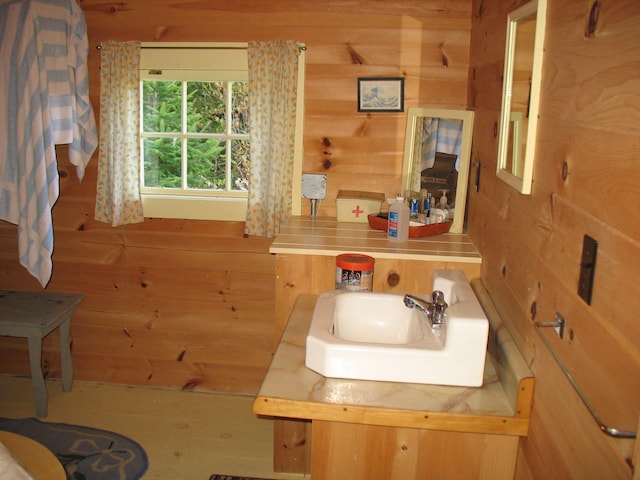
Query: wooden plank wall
xmin=0 ymin=1 xmax=472 ymax=394
xmin=4 ymin=0 xmax=635 ymax=476
xmin=468 ymin=0 xmax=640 ymax=478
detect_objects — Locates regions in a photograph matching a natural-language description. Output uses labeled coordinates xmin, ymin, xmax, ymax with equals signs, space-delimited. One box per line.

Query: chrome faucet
xmin=403 ymin=291 xmax=448 ymax=328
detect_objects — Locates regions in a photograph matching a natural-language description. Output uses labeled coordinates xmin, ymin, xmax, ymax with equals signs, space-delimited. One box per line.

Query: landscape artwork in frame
xmin=358 ymin=77 xmax=405 ymax=112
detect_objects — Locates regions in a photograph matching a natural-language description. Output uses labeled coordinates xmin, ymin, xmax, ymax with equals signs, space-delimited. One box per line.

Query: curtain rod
xmin=97 ymin=43 xmax=306 ymax=51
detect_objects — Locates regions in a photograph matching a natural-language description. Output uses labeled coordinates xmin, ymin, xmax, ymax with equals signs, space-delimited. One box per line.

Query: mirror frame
xmin=401 ymin=107 xmax=475 ymax=234
xmin=496 ymin=0 xmax=547 ymax=194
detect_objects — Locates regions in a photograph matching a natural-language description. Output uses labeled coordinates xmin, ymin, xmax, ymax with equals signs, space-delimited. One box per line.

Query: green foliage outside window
xmin=142 ymin=80 xmax=250 ymax=191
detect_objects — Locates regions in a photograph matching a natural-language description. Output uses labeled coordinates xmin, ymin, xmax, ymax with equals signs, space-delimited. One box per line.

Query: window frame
xmin=138 ymin=42 xmax=304 ymax=221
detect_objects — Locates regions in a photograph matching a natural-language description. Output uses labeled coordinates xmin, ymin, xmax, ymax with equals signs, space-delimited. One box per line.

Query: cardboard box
xmin=336 ymin=190 xmax=385 ymax=223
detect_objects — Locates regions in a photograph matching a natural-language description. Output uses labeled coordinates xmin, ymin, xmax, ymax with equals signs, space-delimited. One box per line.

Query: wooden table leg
xmin=27 ymin=335 xmax=47 ymax=418
xmin=59 ymin=317 xmax=73 ymax=392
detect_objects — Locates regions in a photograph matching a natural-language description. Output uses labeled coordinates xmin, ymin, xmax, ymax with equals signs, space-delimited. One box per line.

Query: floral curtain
xmin=244 ymin=40 xmax=300 ymax=238
xmin=94 ymin=41 xmax=144 ymax=226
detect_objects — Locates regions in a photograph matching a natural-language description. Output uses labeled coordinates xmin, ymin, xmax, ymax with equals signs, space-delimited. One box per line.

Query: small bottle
xmin=409 ymin=197 xmax=419 ymax=218
xmin=439 ymin=189 xmax=449 ymax=209
xmin=388 ymin=194 xmax=409 ymax=241
xmin=419 ymin=190 xmax=428 ymax=214
xmin=438 ymin=189 xmax=450 ymax=220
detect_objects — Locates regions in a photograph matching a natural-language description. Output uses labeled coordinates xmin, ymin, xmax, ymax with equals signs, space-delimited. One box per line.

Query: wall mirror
xmin=401 ymin=107 xmax=474 ymax=233
xmin=496 ymin=0 xmax=547 ymax=194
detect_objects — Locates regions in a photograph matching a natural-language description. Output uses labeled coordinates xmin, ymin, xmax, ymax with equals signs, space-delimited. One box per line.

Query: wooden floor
xmin=0 ymin=375 xmax=307 ymax=480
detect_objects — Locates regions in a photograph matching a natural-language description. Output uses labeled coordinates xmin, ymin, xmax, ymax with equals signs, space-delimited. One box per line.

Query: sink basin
xmin=305 ymin=270 xmax=489 ymax=387
xmin=332 ymin=293 xmax=432 ymax=345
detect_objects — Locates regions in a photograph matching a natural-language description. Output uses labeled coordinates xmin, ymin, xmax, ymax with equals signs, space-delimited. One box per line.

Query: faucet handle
xmin=431 ymin=290 xmax=447 ymax=325
xmin=432 ymin=290 xmax=447 ymax=307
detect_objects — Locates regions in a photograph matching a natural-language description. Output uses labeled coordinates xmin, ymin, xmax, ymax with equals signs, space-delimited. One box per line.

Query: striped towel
xmin=420 ymin=117 xmax=464 ymax=172
xmin=0 ymin=0 xmax=97 ymax=287
xmin=35 ymin=0 xmax=97 ymax=180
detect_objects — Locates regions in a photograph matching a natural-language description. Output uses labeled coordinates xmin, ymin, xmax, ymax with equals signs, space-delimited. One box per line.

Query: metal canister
xmin=335 ymin=254 xmax=375 ymax=291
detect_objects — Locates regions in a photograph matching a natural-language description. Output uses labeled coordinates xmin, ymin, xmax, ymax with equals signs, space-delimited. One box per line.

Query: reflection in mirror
xmin=508 ymin=111 xmax=524 ymax=177
xmin=497 ymin=0 xmax=547 ymax=194
xmin=401 ymin=107 xmax=474 ymax=233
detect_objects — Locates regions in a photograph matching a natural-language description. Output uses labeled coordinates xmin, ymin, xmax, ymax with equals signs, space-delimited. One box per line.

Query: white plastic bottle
xmin=388 ymin=195 xmax=410 ymax=241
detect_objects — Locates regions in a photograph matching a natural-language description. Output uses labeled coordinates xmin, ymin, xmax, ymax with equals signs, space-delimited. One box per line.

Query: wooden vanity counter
xmin=254 ymin=284 xmax=534 ymax=479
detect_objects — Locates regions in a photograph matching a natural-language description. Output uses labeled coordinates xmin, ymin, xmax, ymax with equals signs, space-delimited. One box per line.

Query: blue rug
xmin=0 ymin=417 xmax=148 ymax=480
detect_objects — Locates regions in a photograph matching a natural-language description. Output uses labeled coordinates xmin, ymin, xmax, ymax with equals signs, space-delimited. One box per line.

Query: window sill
xmin=141 ymin=194 xmax=247 ymax=221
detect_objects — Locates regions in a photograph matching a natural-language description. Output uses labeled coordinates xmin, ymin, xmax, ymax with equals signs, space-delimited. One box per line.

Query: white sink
xmin=332 ymin=293 xmax=432 ymax=345
xmin=305 ymin=270 xmax=489 ymax=387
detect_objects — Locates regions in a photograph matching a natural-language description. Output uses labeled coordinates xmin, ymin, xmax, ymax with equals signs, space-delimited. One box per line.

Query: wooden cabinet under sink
xmin=255 ymin=217 xmax=533 ymax=479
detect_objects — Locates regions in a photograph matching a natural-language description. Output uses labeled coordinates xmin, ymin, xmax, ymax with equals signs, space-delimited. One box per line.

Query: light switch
xmin=578 ymin=234 xmax=597 ymax=305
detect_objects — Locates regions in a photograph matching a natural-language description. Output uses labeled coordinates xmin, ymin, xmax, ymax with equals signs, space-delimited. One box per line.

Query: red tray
xmin=368 ymin=213 xmax=452 ymax=238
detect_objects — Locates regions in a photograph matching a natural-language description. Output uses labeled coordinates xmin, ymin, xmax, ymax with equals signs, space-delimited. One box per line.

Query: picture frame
xmin=357 ymin=77 xmax=405 ymax=112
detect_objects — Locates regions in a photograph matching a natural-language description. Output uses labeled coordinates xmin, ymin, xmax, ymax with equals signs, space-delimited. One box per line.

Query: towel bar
xmin=535 ymin=320 xmax=636 ymax=439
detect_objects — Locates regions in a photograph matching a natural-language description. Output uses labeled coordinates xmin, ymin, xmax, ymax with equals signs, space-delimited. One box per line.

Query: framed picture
xmin=357 ymin=77 xmax=405 ymax=112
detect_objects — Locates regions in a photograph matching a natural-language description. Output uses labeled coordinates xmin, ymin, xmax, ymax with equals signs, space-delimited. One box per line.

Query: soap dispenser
xmin=438 ymin=189 xmax=449 ymax=209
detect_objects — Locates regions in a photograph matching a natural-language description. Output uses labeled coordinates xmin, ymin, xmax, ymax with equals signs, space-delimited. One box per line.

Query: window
xmin=139 ymin=44 xmax=250 ymax=221
xmin=141 ymin=80 xmax=250 ymax=191
xmin=139 ymin=42 xmax=305 ymax=221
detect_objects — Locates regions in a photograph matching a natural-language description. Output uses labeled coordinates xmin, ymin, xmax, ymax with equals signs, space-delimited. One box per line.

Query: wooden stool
xmin=0 ymin=291 xmax=83 ymax=417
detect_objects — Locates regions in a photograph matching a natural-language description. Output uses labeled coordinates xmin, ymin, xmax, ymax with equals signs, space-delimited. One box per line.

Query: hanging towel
xmin=33 ymin=0 xmax=97 ymax=179
xmin=0 ymin=0 xmax=97 ymax=287
xmin=420 ymin=117 xmax=464 ymax=172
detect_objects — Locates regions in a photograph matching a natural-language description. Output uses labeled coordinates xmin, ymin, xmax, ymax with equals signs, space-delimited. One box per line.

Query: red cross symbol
xmin=352 ymin=205 xmax=364 ymax=217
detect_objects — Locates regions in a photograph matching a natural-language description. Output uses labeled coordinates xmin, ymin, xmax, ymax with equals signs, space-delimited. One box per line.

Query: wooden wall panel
xmin=1 ymin=0 xmax=637 ymax=477
xmin=469 ymin=0 xmax=640 ymax=478
xmin=0 ymin=0 xmax=472 ymax=395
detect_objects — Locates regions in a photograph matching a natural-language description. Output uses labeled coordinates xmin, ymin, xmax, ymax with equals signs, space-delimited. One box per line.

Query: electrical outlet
xmin=301 ymin=174 xmax=327 ymax=200
xmin=578 ymin=234 xmax=598 ymax=304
